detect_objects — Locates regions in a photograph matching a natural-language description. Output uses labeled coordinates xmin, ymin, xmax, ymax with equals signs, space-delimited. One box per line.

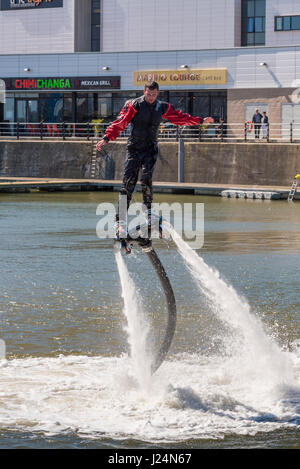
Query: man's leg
xmin=139 ymin=149 xmax=161 ymax=241
xmin=140 ymin=149 xmax=158 ymax=212
xmin=116 ymin=152 xmax=140 ymax=231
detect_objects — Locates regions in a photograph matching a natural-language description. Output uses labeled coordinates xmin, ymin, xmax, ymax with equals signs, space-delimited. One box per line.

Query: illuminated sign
xmin=133 ymin=69 xmax=227 ymax=86
xmin=14 ymin=78 xmax=71 ymax=89
xmin=0 ymin=0 xmax=63 ymax=10
xmin=2 ymin=76 xmax=121 ymax=90
xmin=73 ymin=77 xmax=121 ymax=90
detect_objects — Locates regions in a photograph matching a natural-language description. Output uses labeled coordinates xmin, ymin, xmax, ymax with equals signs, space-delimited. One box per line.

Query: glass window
xmin=64 ymin=95 xmax=73 ymax=122
xmin=3 ymin=97 xmax=14 ymax=123
xmin=254 ymin=32 xmax=265 ymax=44
xmin=98 ymin=96 xmax=112 ymax=118
xmin=248 ymin=17 xmax=254 ymax=32
xmin=274 ymin=15 xmax=300 ymax=31
xmin=247 ymin=33 xmax=255 ymax=45
xmin=76 ymin=93 xmax=94 ymax=122
xmin=254 ymin=0 xmax=265 ymax=16
xmin=112 ymin=92 xmax=139 ymax=116
xmin=291 ymin=16 xmax=300 ymax=30
xmin=91 ymin=12 xmax=100 ymax=25
xmin=40 ymin=94 xmax=63 ymax=123
xmin=211 ymin=96 xmax=226 ymax=120
xmin=169 ymin=93 xmax=189 ymax=113
xmin=91 ymin=41 xmax=99 ymax=52
xmin=92 ymin=24 xmax=100 ymax=40
xmin=283 ymin=16 xmax=291 ymax=30
xmin=16 ymin=100 xmax=27 ymax=123
xmin=255 ymin=17 xmax=264 ymax=32
xmin=92 ymin=28 xmax=100 ymax=49
xmin=193 ymin=96 xmax=210 ymax=118
xmin=91 ymin=0 xmax=101 ymax=52
xmin=241 ymin=0 xmax=265 ymax=46
xmin=247 ymin=0 xmax=254 ymax=17
xmin=158 ymin=91 xmax=168 ymax=102
xmin=275 ymin=17 xmax=283 ymax=30
xmin=113 ymin=97 xmax=125 ymax=116
xmin=27 ymin=100 xmax=38 ymax=122
xmin=192 ymin=92 xmax=226 ymax=120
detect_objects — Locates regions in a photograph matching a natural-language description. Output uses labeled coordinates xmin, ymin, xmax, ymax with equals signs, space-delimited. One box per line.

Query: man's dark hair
xmin=144 ymin=81 xmax=159 ymax=91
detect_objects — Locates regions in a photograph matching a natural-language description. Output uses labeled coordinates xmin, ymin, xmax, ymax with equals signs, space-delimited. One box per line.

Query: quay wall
xmin=0 ymin=140 xmax=299 ymax=186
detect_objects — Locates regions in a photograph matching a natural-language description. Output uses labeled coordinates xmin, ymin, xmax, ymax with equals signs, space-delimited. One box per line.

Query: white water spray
xmin=0 ymin=239 xmax=298 ymax=441
xmin=165 ymin=223 xmax=294 ymax=391
xmin=114 ymin=251 xmax=152 ymax=389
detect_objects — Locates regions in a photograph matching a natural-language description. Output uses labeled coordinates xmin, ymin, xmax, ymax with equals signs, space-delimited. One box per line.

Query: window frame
xmin=275 ymin=15 xmax=300 ymax=31
xmin=241 ymin=0 xmax=265 ymax=46
xmin=91 ymin=0 xmax=101 ymax=52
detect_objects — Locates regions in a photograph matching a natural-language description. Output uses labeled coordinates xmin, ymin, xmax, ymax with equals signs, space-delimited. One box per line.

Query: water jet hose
xmin=144 ymin=247 xmax=176 ymax=374
xmin=114 ymin=221 xmax=177 ymax=374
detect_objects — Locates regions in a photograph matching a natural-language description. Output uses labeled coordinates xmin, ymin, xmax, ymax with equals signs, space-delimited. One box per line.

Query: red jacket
xmin=103 ymin=95 xmax=202 ymax=150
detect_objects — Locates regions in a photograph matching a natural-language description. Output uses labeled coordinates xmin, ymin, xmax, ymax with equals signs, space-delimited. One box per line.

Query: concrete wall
xmin=0 ymin=141 xmax=92 ymax=178
xmin=106 ymin=142 xmax=178 ymax=182
xmin=0 ymin=140 xmax=299 ymax=187
xmin=184 ymin=142 xmax=300 ymax=186
xmin=99 ymin=141 xmax=300 ymax=187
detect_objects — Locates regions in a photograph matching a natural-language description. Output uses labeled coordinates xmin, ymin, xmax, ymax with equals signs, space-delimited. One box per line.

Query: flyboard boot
xmin=131 ymin=211 xmax=163 ymax=253
xmin=145 ymin=210 xmax=163 ymax=240
xmin=114 ymin=220 xmax=132 ymax=255
xmin=114 ymin=214 xmax=163 ymax=255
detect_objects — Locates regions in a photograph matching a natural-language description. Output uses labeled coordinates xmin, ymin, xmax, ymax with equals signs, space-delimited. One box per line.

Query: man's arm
xmin=96 ymin=101 xmax=138 ymax=151
xmin=162 ymin=103 xmax=212 ymax=126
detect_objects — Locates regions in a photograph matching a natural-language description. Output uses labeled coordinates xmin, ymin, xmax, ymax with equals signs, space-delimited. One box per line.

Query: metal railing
xmin=1 ymin=121 xmax=300 ymax=142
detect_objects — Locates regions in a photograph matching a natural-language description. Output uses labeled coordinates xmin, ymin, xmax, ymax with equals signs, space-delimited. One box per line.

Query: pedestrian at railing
xmin=261 ymin=111 xmax=269 ymax=140
xmin=252 ymin=109 xmax=263 ymax=140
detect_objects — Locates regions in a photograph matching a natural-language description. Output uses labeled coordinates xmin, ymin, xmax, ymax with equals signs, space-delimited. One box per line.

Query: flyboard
xmin=114 ymin=215 xmax=176 ymax=374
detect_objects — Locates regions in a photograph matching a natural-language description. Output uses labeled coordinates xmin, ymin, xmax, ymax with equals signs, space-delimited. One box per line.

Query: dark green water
xmin=0 ymin=192 xmax=299 ymax=449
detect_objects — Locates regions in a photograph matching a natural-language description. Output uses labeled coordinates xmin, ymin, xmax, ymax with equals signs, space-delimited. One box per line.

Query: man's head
xmin=144 ymin=81 xmax=159 ymax=104
xmin=256 ymin=109 xmax=259 ymax=113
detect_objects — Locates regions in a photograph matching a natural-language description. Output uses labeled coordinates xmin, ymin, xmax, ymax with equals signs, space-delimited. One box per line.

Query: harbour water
xmin=0 ymin=191 xmax=299 ymax=449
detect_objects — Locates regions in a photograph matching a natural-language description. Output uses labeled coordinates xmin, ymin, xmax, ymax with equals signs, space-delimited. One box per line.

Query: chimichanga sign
xmin=0 ymin=0 xmax=63 ymax=10
xmin=2 ymin=76 xmax=120 ymax=90
xmin=133 ymin=69 xmax=227 ymax=86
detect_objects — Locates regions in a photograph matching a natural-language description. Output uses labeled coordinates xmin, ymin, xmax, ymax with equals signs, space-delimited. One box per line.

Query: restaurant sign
xmin=3 ymin=76 xmax=121 ymax=90
xmin=133 ymin=69 xmax=227 ymax=86
xmin=0 ymin=0 xmax=63 ymax=10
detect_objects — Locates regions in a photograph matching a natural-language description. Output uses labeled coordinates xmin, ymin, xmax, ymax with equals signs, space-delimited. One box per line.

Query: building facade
xmin=0 ymin=0 xmax=300 ymax=129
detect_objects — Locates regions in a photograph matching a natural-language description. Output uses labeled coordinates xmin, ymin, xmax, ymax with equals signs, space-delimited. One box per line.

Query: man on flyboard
xmin=96 ymin=81 xmax=213 ymax=253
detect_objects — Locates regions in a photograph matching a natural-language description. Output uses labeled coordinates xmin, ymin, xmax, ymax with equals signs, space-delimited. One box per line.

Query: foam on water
xmin=0 ymin=352 xmax=299 ymax=442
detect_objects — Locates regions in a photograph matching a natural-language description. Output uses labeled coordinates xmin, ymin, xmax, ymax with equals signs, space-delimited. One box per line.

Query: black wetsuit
xmin=103 ymin=94 xmax=203 ymax=215
xmin=119 ymin=96 xmax=168 ymax=210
